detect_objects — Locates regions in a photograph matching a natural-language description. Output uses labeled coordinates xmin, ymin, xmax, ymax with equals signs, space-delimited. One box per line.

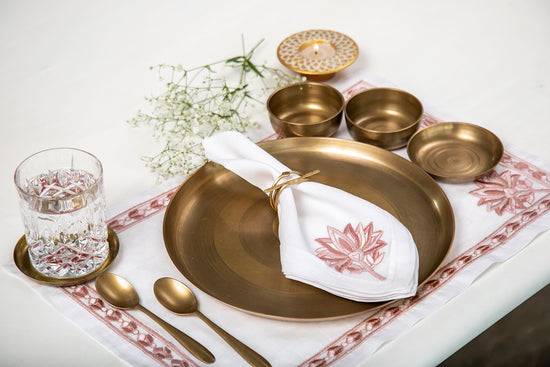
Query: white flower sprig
xmin=129 ymin=38 xmax=302 ymax=180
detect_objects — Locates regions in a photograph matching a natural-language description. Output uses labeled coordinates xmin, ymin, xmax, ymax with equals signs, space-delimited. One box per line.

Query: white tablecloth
xmin=1 ymin=1 xmax=549 ymax=366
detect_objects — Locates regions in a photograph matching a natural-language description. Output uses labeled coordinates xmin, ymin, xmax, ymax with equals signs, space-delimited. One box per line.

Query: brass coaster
xmin=407 ymin=122 xmax=503 ymax=182
xmin=13 ymin=226 xmax=119 ymax=286
xmin=277 ymin=29 xmax=359 ymax=81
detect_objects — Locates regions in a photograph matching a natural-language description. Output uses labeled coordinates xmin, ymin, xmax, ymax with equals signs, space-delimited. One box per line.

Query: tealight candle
xmin=298 ymin=40 xmax=336 ymax=60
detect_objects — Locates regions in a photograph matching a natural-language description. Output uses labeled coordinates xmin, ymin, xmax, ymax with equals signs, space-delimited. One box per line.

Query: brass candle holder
xmin=277 ymin=29 xmax=359 ymax=81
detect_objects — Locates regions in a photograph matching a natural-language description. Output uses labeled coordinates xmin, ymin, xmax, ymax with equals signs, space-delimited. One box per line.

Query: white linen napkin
xmin=203 ymin=131 xmax=419 ymax=302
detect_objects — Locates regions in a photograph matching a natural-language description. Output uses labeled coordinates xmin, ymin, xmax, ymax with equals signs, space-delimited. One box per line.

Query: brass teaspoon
xmin=95 ymin=273 xmax=215 ymax=364
xmin=154 ymin=277 xmax=271 ymax=367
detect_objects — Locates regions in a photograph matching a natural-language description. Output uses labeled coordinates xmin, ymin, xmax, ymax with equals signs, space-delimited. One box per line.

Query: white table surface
xmin=1 ymin=0 xmax=549 ymax=366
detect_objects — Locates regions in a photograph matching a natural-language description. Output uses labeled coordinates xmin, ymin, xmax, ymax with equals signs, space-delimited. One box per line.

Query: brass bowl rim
xmin=345 ymin=87 xmax=424 ymax=135
xmin=267 ymin=82 xmax=345 ymax=127
xmin=276 ymin=29 xmax=359 ymax=77
xmin=407 ymin=121 xmax=504 ymax=181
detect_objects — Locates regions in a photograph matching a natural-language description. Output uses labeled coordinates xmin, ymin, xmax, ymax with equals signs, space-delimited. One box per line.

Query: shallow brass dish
xmin=407 ymin=122 xmax=503 ymax=182
xmin=13 ymin=226 xmax=119 ymax=286
xmin=267 ymin=82 xmax=344 ymax=137
xmin=345 ymin=88 xmax=423 ymax=150
xmin=163 ymin=138 xmax=454 ymax=320
xmin=277 ymin=29 xmax=359 ymax=81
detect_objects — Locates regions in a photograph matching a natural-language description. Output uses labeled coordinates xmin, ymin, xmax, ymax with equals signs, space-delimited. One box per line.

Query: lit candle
xmin=298 ymin=40 xmax=336 ymax=60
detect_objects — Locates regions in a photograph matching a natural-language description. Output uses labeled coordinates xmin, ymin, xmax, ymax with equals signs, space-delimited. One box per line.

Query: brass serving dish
xmin=345 ymin=88 xmax=423 ymax=150
xmin=13 ymin=226 xmax=119 ymax=286
xmin=163 ymin=138 xmax=454 ymax=320
xmin=407 ymin=122 xmax=504 ymax=182
xmin=277 ymin=29 xmax=359 ymax=81
xmin=267 ymin=82 xmax=344 ymax=137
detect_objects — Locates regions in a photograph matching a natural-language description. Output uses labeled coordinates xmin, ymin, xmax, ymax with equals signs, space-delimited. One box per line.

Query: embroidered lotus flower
xmin=315 ymin=222 xmax=387 ymax=280
xmin=470 ymin=170 xmax=535 ymax=215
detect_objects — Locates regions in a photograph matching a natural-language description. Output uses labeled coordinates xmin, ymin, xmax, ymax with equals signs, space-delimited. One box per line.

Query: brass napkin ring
xmin=264 ymin=170 xmax=320 ymax=210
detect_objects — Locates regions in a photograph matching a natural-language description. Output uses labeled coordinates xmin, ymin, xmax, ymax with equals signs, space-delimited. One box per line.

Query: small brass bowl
xmin=407 ymin=122 xmax=503 ymax=182
xmin=267 ymin=82 xmax=344 ymax=137
xmin=345 ymin=88 xmax=423 ymax=150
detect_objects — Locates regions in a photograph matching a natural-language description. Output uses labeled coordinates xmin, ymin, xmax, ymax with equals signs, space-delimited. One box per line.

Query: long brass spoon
xmin=154 ymin=277 xmax=271 ymax=367
xmin=95 ymin=273 xmax=215 ymax=364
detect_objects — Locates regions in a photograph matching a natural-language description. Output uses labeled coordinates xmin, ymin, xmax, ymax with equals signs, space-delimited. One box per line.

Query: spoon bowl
xmin=95 ymin=273 xmax=215 ymax=364
xmin=154 ymin=277 xmax=271 ymax=367
xmin=154 ymin=276 xmax=197 ymax=314
xmin=95 ymin=272 xmax=139 ymax=308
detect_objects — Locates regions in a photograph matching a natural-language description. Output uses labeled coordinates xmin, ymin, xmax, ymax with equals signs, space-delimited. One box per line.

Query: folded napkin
xmin=203 ymin=131 xmax=419 ymax=302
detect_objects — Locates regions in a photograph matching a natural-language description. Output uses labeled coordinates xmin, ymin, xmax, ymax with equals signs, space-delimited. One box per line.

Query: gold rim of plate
xmin=163 ymin=137 xmax=455 ymax=320
xmin=277 ymin=29 xmax=359 ymax=80
xmin=13 ymin=226 xmax=119 ymax=286
xmin=407 ymin=122 xmax=504 ymax=183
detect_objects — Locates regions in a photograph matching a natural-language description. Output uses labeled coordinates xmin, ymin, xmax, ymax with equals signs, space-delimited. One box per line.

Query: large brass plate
xmin=163 ymin=138 xmax=454 ymax=320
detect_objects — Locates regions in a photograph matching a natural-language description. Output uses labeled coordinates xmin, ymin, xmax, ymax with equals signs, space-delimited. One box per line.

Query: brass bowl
xmin=407 ymin=122 xmax=504 ymax=182
xmin=267 ymin=82 xmax=344 ymax=137
xmin=345 ymin=88 xmax=423 ymax=150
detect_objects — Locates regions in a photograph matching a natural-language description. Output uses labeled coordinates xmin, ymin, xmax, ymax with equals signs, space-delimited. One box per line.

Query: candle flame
xmin=314 ymin=43 xmax=319 ymax=55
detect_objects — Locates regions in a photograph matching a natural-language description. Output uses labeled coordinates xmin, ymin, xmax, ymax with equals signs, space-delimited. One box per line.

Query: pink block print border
xmin=62 ymin=284 xmax=198 ymax=367
xmin=56 ymin=79 xmax=550 ymax=367
xmin=108 ymin=187 xmax=179 ymax=232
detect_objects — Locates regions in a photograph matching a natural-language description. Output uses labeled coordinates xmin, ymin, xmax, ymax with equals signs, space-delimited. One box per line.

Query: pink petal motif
xmin=315 ymin=222 xmax=387 ymax=280
xmin=470 ymin=170 xmax=536 ymax=216
xmin=328 ymin=224 xmax=358 ymax=253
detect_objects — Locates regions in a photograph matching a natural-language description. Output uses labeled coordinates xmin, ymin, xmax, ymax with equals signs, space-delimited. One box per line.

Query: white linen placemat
xmin=4 ymin=70 xmax=550 ymax=367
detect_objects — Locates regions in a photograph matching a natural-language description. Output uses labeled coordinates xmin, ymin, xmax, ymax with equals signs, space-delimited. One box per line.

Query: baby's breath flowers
xmin=129 ymin=38 xmax=302 ymax=180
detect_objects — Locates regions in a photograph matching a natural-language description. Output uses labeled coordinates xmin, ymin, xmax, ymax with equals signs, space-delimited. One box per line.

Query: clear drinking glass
xmin=14 ymin=148 xmax=109 ymax=279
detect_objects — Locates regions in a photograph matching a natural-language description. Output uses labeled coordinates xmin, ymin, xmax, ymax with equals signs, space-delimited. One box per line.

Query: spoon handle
xmin=196 ymin=311 xmax=271 ymax=367
xmin=137 ymin=305 xmax=215 ymax=364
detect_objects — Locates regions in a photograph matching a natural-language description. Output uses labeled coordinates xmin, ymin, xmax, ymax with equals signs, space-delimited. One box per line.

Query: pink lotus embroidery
xmin=315 ymin=222 xmax=387 ymax=280
xmin=470 ymin=170 xmax=536 ymax=215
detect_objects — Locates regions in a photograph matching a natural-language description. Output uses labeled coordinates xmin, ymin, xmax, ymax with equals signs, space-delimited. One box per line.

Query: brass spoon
xmin=154 ymin=277 xmax=271 ymax=367
xmin=95 ymin=273 xmax=215 ymax=364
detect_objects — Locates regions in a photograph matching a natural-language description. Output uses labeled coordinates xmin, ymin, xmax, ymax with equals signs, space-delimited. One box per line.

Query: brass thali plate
xmin=14 ymin=226 xmax=119 ymax=286
xmin=407 ymin=122 xmax=503 ymax=183
xmin=163 ymin=137 xmax=454 ymax=320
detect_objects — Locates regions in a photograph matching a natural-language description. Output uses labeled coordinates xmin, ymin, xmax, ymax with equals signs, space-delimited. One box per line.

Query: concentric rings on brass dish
xmin=407 ymin=122 xmax=504 ymax=182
